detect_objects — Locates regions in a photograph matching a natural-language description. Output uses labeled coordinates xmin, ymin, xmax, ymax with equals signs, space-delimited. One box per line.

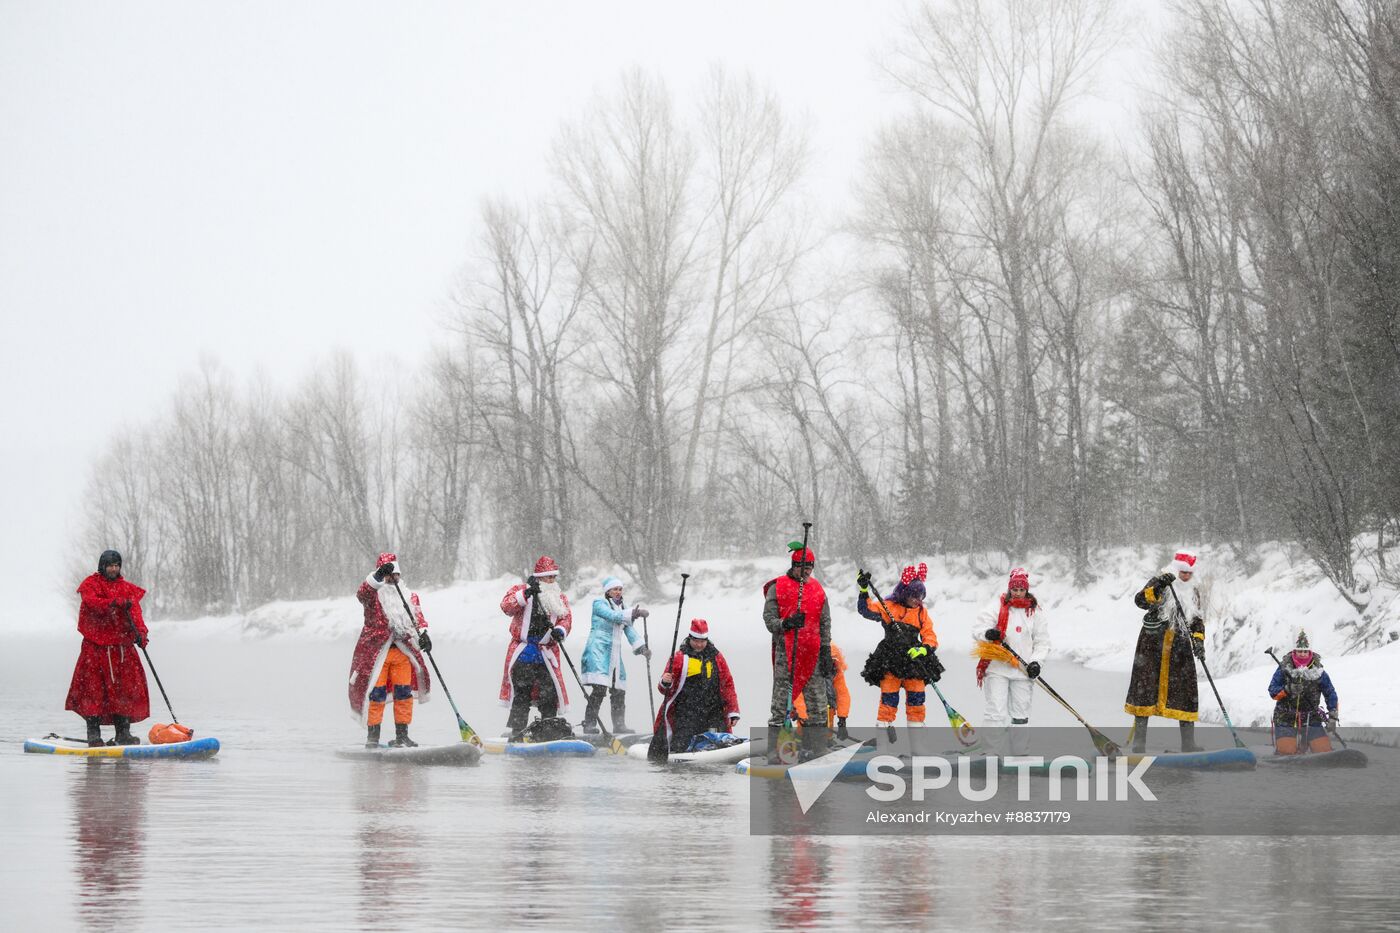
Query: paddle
xmin=557 ymin=640 xmax=625 ymax=755
xmin=866 ymin=581 xmax=978 ymax=748
xmin=647 ymin=573 xmax=690 ymax=764
xmin=1169 ymin=582 xmax=1246 ymax=749
xmin=996 ymin=641 xmax=1123 ymax=758
xmin=121 ymin=603 xmax=185 ymax=732
xmin=391 ymin=581 xmax=481 ymax=747
xmin=642 ymin=614 xmax=656 ymax=725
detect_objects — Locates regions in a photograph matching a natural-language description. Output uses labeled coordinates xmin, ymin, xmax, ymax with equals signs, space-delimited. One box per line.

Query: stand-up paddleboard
xmin=579 ymin=732 xmax=651 ymax=753
xmin=335 ymin=742 xmax=483 ymax=765
xmin=23 ymin=735 xmax=220 ymax=760
xmin=481 ymin=735 xmax=596 ymax=757
xmin=1121 ymin=747 xmax=1257 ymax=770
xmin=736 ymin=746 xmax=880 ymax=780
xmin=627 ymin=735 xmax=764 ymax=765
xmin=737 ymin=749 xmax=1089 ymax=780
xmin=1255 ymin=746 xmax=1368 ymax=769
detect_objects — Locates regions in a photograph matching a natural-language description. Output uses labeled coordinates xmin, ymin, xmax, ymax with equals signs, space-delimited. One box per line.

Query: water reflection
xmin=768 ymin=834 xmax=835 ymax=929
xmin=351 ymin=762 xmax=426 ymax=925
xmin=70 ymin=759 xmax=149 ymax=929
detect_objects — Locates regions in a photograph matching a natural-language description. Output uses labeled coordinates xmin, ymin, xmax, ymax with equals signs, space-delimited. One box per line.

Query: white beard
xmin=378 ymin=584 xmax=418 ymax=639
xmin=1159 ymin=571 xmax=1199 ymax=634
xmin=538 ymin=579 xmax=567 ymax=619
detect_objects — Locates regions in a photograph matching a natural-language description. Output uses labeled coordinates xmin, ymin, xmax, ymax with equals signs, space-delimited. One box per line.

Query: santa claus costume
xmin=348 ymin=553 xmax=432 ymax=748
xmin=1125 ymin=550 xmax=1206 ymax=753
xmin=652 ymin=620 xmax=740 ymax=753
xmin=499 ymin=556 xmax=573 ymax=739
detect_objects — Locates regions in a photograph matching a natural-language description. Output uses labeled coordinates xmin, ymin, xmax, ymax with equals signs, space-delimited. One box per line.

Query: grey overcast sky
xmin=0 ymin=1 xmax=1159 ymax=627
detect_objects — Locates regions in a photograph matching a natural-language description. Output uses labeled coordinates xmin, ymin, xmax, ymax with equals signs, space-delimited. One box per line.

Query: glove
xmin=728 ymin=714 xmax=741 ymax=731
xmin=551 ymin=625 xmax=567 ymax=642
xmin=1327 ymin=712 xmax=1340 ymax=730
xmin=524 ymin=575 xmax=541 ymax=598
xmin=837 ymin=717 xmax=849 ymax=741
xmin=1153 ymin=572 xmax=1176 ymax=589
xmin=856 ymin=569 xmax=872 ymax=591
xmin=1191 ymin=638 xmax=1205 ymax=660
xmin=906 ymin=645 xmax=928 ymax=660
xmin=133 ymin=631 xmax=148 ymax=649
xmin=634 ymin=644 xmax=652 ymax=660
xmin=984 ymin=628 xmax=1004 ymax=643
xmin=373 ymin=569 xmax=386 ymax=582
xmin=631 ymin=606 xmax=649 ymax=620
xmin=659 ymin=673 xmax=673 ymax=689
xmin=782 ymin=612 xmax=805 ymax=631
xmin=819 ymin=647 xmax=835 ymax=677
xmin=418 ymin=630 xmax=432 ymax=652
xmin=1025 ymin=661 xmax=1041 ymax=679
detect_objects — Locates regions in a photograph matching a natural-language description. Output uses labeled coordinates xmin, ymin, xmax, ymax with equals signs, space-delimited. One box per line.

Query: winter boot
xmin=365 ymin=723 xmax=381 ymax=748
xmin=393 ymin=723 xmax=418 ymax=748
xmin=610 ymin=690 xmax=632 ymax=734
xmin=798 ymin=724 xmax=830 ymax=763
xmin=582 ymin=689 xmax=605 ymax=734
xmin=85 ymin=717 xmax=104 ymax=748
xmin=1131 ymin=716 xmax=1148 ymax=754
xmin=110 ymin=715 xmax=139 ymax=746
xmin=1179 ymin=721 xmax=1204 ymax=753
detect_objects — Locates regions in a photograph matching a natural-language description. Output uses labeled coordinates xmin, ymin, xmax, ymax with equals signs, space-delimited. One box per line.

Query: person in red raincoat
xmin=498 ymin=556 xmax=573 ymax=740
xmin=763 ymin=543 xmax=832 ymax=757
xmin=653 ymin=620 xmax=740 ymax=753
xmin=66 ymin=550 xmax=150 ymax=746
xmin=348 ymin=552 xmax=432 ymax=748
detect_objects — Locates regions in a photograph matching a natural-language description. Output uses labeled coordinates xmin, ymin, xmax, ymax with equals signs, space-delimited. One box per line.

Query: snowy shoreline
xmin=29 ymin=542 xmax=1400 ymax=729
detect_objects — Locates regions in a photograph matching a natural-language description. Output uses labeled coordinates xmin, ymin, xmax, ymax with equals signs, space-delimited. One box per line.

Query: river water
xmin=3 ymin=635 xmax=1397 ymax=931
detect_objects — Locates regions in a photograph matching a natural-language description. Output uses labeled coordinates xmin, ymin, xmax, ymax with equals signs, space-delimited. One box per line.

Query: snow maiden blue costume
xmin=581 ymin=576 xmax=649 ymax=733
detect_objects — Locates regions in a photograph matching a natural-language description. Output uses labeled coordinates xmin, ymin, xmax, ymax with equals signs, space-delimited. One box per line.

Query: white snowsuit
xmin=973 ymin=598 xmax=1050 ymax=754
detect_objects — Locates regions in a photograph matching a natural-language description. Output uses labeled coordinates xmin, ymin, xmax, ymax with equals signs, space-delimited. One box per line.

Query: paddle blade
xmin=646 ymin=731 xmax=669 ymax=764
xmin=1089 ymin=729 xmax=1122 ymax=758
xmin=775 ymin=720 xmax=799 ymax=764
xmin=945 ymin=709 xmax=979 ymax=747
xmin=458 ymin=718 xmax=482 ymax=747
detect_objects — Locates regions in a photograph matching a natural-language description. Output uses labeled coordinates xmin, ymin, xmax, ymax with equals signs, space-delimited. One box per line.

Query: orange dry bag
xmin=149 ymin=723 xmax=194 ymax=744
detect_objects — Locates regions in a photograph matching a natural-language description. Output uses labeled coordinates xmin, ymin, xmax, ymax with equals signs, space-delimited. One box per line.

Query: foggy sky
xmin=0 ymin=1 xmax=1156 ymax=628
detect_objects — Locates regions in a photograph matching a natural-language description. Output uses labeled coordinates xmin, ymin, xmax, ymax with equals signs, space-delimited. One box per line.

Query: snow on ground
xmin=47 ymin=541 xmax=1400 ymax=728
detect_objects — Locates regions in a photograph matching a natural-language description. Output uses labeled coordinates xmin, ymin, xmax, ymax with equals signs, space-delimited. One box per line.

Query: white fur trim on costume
xmin=355 ymin=642 xmax=392 ymax=726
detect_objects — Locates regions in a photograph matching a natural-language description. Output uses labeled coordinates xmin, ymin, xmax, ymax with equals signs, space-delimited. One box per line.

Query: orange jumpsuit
xmin=368 ymin=647 xmax=416 ymax=726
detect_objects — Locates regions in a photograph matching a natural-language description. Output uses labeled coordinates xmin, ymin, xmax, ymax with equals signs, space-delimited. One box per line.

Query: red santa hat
xmin=1169 ymin=550 xmax=1199 ymax=575
xmin=1008 ymin=567 xmax=1030 ymax=590
xmin=533 ymin=556 xmax=560 ymax=577
xmin=376 ymin=552 xmax=400 ymax=574
xmin=688 ymin=619 xmax=710 ymax=640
